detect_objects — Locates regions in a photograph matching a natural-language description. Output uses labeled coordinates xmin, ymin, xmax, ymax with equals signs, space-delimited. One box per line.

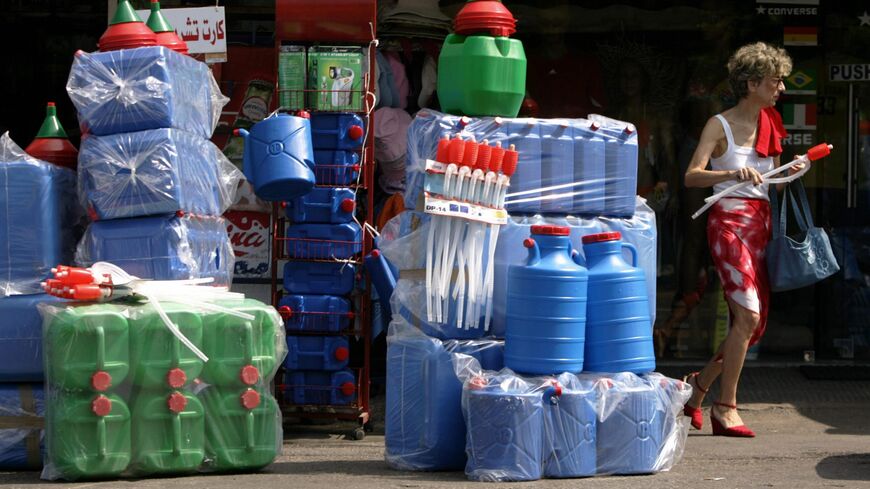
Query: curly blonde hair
xmin=727 ymin=42 xmax=793 ymax=100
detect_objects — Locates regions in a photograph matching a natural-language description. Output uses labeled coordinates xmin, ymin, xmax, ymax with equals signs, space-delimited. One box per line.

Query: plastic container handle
xmin=622 ymin=242 xmax=638 ymax=267
xmin=235 ymin=128 xmax=252 ymax=181
xmin=523 ymin=238 xmax=541 ymax=266
xmin=571 ymin=250 xmax=586 ymax=267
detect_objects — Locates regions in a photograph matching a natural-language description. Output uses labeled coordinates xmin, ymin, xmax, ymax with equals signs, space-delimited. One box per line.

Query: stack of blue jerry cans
xmin=280 ymin=112 xmax=365 ymax=406
xmin=0 ymin=132 xmax=78 ymax=470
xmin=66 ymin=47 xmax=238 ymax=286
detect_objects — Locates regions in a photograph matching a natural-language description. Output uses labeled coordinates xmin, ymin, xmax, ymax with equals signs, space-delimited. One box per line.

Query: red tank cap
xmin=340 ymin=381 xmax=356 ymax=397
xmin=240 ymin=364 xmax=260 ymax=385
xmin=167 ymin=368 xmax=187 ymax=388
xmin=370 ymin=249 xmax=381 ymax=258
xmin=92 ymin=395 xmax=113 ymax=416
xmin=468 ymin=376 xmax=488 ymax=390
xmin=531 ymin=225 xmax=570 ymax=236
xmin=296 ymin=110 xmax=311 ymax=119
xmin=340 ymin=198 xmax=355 ymax=213
xmin=582 ymin=231 xmax=622 ymax=244
xmin=240 ymin=389 xmax=261 ymax=410
xmin=523 ymin=238 xmax=535 ymax=248
xmin=348 ymin=125 xmax=364 ymax=141
xmin=334 ymin=346 xmax=349 ymax=362
xmin=91 ymin=371 xmax=112 ymax=392
xmin=167 ymin=391 xmax=188 ymax=413
xmin=281 ymin=201 xmax=288 ymax=209
xmin=278 ymin=305 xmax=293 ymax=319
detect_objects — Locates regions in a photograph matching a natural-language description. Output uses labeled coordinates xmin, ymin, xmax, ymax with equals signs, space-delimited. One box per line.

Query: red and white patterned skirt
xmin=706 ymin=198 xmax=772 ymax=347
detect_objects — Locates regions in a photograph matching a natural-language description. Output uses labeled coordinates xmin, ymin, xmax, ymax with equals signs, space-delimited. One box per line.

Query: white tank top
xmin=710 ymin=114 xmax=775 ymax=200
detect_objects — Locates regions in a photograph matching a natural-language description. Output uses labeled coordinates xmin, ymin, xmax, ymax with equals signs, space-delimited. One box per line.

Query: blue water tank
xmin=284 ymin=370 xmax=356 ymax=405
xmin=285 ymin=222 xmax=362 ymax=260
xmin=384 ymin=331 xmax=504 ymax=471
xmin=312 ymin=150 xmax=359 ymax=185
xmin=0 ymin=294 xmax=64 ymax=381
xmin=0 ymin=383 xmax=44 ymax=469
xmin=596 ymin=373 xmax=664 ymax=475
xmin=464 ymin=379 xmax=543 ymax=482
xmin=238 ymin=113 xmax=315 ymax=201
xmin=501 ymin=120 xmax=541 ymax=214
xmin=285 ymin=336 xmax=349 ymax=371
xmin=572 ymin=121 xmax=606 ymax=215
xmin=505 ymin=225 xmax=588 ymax=375
xmin=540 ymin=122 xmax=574 ymax=213
xmin=310 ymin=113 xmax=365 ymax=150
xmin=579 ymin=232 xmax=654 ymax=374
xmin=542 ymin=373 xmax=597 ymax=478
xmin=286 ymin=187 xmax=356 ymax=224
xmin=283 ymin=262 xmax=356 ymax=296
xmin=278 ymin=295 xmax=351 ymax=333
xmin=597 ymin=124 xmax=638 ymax=217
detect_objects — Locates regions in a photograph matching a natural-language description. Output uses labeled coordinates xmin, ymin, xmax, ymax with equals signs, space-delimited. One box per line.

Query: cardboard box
xmin=278 ymin=45 xmax=306 ymax=110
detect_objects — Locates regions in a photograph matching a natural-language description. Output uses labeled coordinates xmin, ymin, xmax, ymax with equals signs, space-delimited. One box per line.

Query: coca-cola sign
xmin=225 ymin=211 xmax=270 ymax=278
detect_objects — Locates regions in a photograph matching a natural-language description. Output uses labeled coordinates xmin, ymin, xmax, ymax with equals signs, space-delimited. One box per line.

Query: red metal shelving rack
xmin=272 ymin=0 xmax=376 ymax=440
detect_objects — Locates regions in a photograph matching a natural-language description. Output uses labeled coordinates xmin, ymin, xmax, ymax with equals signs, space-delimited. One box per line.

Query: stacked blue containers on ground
xmin=382 ymin=107 xmax=688 ymax=481
xmin=66 ymin=47 xmax=238 ymax=286
xmin=0 ymin=134 xmax=77 ymax=469
xmin=280 ymin=112 xmax=365 ymax=406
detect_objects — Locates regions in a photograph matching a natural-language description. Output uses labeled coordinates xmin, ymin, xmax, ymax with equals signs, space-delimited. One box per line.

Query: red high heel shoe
xmin=710 ymin=401 xmax=755 ymax=437
xmin=682 ymin=372 xmax=708 ymax=430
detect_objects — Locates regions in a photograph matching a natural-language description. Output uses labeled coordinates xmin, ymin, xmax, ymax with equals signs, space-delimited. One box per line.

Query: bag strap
xmin=770 ymin=183 xmax=783 ymax=237
xmin=791 ymin=178 xmax=815 ymax=228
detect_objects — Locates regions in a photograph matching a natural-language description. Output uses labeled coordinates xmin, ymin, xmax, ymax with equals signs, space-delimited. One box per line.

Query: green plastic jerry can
xmin=45 ymin=304 xmax=130 ymax=392
xmin=128 ymin=303 xmax=204 ymax=389
xmin=47 ymin=392 xmax=131 ymax=479
xmin=437 ymin=34 xmax=527 ymax=117
xmin=130 ymin=389 xmax=205 ymax=475
xmin=199 ymin=299 xmax=283 ymax=388
xmin=199 ymin=386 xmax=281 ymax=471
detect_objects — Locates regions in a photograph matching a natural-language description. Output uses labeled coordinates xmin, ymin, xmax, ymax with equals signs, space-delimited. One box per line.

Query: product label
xmin=225 ymin=211 xmax=271 ymax=279
xmin=424 ymin=195 xmax=507 ymax=225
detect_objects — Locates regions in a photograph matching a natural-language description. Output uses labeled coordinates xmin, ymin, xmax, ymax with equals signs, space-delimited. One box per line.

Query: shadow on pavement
xmin=816 ymin=453 xmax=870 ymax=481
xmin=266 ymin=460 xmax=466 ymax=481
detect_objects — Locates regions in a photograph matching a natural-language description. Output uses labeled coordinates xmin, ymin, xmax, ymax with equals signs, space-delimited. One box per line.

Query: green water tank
xmin=199 ymin=386 xmax=281 ymax=471
xmin=130 ymin=389 xmax=205 ymax=475
xmin=128 ymin=303 xmax=204 ymax=390
xmin=437 ymin=34 xmax=527 ymax=117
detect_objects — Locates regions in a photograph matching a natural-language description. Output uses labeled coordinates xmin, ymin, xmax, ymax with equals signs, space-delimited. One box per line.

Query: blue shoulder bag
xmin=766 ymin=179 xmax=839 ymax=292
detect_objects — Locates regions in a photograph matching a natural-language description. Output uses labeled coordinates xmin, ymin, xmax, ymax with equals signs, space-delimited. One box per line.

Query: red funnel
xmin=25 ymin=102 xmax=78 ymax=170
xmin=147 ymin=0 xmax=189 ymax=55
xmin=99 ymin=0 xmax=157 ymax=52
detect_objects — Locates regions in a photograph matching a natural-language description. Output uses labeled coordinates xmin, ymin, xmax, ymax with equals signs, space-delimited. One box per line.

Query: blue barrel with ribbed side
xmin=505 ymin=225 xmax=587 ymax=375
xmin=579 ymin=232 xmax=654 ymax=374
xmin=237 ymin=113 xmax=315 ymax=202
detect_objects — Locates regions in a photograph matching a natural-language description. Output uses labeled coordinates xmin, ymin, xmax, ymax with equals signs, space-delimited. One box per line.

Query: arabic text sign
xmin=136 ymin=6 xmax=226 ymax=54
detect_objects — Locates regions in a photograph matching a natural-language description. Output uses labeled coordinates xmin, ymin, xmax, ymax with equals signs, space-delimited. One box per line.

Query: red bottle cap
xmin=240 ymin=389 xmax=261 ymax=410
xmin=278 ymin=305 xmax=293 ymax=319
xmin=436 ymin=137 xmax=450 ymax=163
xmin=340 ymin=198 xmax=355 ymax=213
xmin=340 ymin=382 xmax=356 ymax=397
xmin=475 ymin=142 xmax=492 ymax=171
xmin=489 ymin=144 xmax=505 ymax=173
xmin=807 ymin=143 xmax=832 ymax=161
xmin=582 ymin=231 xmax=621 ymax=244
xmin=501 ymin=146 xmax=519 ymax=177
xmin=370 ymin=249 xmax=381 ymax=258
xmin=167 ymin=391 xmax=188 ymax=413
xmin=296 ymin=110 xmax=311 ymax=119
xmin=348 ymin=125 xmax=364 ymax=142
xmin=167 ymin=368 xmax=187 ymax=388
xmin=91 ymin=371 xmax=112 ymax=391
xmin=461 ymin=139 xmax=479 ymax=167
xmin=92 ymin=395 xmax=113 ymax=417
xmin=468 ymin=376 xmax=488 ymax=390
xmin=334 ymin=346 xmax=349 ymax=362
xmin=240 ymin=365 xmax=260 ymax=385
xmin=531 ymin=225 xmax=570 ymax=236
xmin=448 ymin=136 xmax=465 ymax=164
xmin=523 ymin=238 xmax=535 ymax=248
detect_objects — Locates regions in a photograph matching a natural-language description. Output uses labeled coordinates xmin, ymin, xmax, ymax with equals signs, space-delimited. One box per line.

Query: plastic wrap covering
xmin=0 ymin=133 xmax=79 ymax=297
xmin=380 ymin=211 xmax=488 ymax=340
xmin=38 ymin=299 xmax=285 ymax=481
xmin=379 ymin=200 xmax=655 ymax=339
xmin=385 ymin=319 xmax=504 ymax=471
xmin=76 ymin=214 xmax=234 ymax=287
xmin=0 ymin=294 xmax=65 ymax=382
xmin=405 ymin=110 xmax=637 ymax=216
xmin=78 ymin=129 xmax=241 ymax=220
xmin=450 ymin=356 xmax=691 ymax=481
xmin=0 ymin=384 xmax=44 ymax=470
xmin=66 ymin=46 xmax=227 ymax=138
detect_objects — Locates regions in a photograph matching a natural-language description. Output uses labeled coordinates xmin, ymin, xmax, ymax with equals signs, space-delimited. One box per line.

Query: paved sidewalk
xmin=3 ymin=367 xmax=869 ymax=488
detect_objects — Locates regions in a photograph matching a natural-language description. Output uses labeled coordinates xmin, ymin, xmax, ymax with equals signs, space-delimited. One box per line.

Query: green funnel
xmin=146 ymin=1 xmax=174 ymax=33
xmin=110 ymin=0 xmax=142 ymax=25
xmin=35 ymin=103 xmax=68 ymax=139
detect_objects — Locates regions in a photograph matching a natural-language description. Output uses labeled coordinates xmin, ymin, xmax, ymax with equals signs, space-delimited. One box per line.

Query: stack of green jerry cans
xmin=42 ymin=300 xmax=284 ymax=480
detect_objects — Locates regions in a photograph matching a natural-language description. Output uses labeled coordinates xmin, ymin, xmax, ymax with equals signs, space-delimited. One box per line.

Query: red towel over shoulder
xmin=756 ymin=107 xmax=788 ymax=158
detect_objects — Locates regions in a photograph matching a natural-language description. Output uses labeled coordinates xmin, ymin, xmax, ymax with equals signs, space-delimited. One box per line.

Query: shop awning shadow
xmin=816 ymin=453 xmax=870 ymax=481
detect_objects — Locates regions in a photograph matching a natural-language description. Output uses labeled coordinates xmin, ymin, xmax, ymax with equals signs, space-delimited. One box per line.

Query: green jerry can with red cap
xmin=129 ymin=389 xmax=205 ymax=475
xmin=128 ymin=303 xmax=204 ymax=390
xmin=45 ymin=304 xmax=130 ymax=392
xmin=198 ymin=386 xmax=281 ymax=470
xmin=199 ymin=299 xmax=283 ymax=388
xmin=47 ymin=392 xmax=131 ymax=479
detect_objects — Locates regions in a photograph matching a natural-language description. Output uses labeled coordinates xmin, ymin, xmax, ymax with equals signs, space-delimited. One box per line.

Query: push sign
xmin=829 ymin=64 xmax=870 ymax=82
